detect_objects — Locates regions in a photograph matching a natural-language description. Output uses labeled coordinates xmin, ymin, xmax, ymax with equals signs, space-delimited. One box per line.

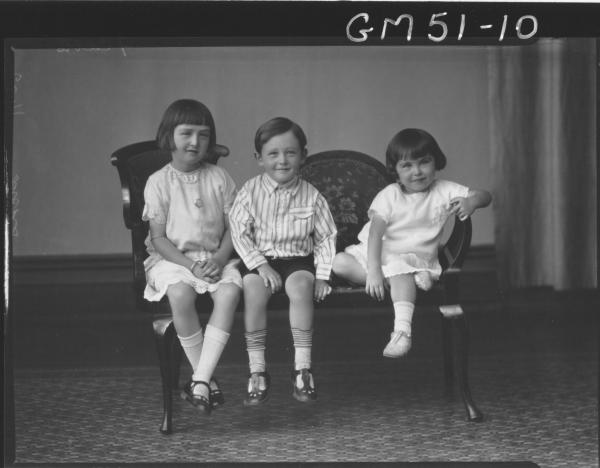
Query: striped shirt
xmin=229 ymin=174 xmax=337 ymax=280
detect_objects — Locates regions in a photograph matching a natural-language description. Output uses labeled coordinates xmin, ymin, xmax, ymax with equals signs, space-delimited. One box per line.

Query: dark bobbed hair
xmin=254 ymin=117 xmax=307 ymax=154
xmin=385 ymin=128 xmax=447 ymax=178
xmin=156 ymin=99 xmax=216 ymax=151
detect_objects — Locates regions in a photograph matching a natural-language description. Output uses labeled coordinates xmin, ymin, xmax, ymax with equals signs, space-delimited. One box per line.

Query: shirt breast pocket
xmin=289 ymin=206 xmax=314 ymax=235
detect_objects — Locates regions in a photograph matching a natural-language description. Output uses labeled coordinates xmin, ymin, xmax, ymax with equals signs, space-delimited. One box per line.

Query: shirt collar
xmin=261 ymin=173 xmax=301 ymax=196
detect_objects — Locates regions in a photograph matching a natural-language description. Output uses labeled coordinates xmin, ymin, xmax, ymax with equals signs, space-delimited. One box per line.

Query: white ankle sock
xmin=178 ymin=328 xmax=204 ymax=372
xmin=245 ymin=329 xmax=267 ymax=373
xmin=393 ymin=301 xmax=414 ymax=334
xmin=291 ymin=328 xmax=313 ymax=371
xmin=192 ymin=324 xmax=230 ymax=383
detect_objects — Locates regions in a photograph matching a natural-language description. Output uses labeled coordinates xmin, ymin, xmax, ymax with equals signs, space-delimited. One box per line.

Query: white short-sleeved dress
xmin=142 ymin=163 xmax=242 ymax=301
xmin=344 ymin=179 xmax=470 ymax=280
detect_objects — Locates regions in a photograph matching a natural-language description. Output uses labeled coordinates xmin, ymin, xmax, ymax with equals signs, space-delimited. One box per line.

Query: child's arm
xmin=312 ymin=195 xmax=338 ymax=301
xmin=449 ymin=188 xmax=492 ymax=220
xmin=229 ymin=189 xmax=282 ymax=292
xmin=366 ymin=215 xmax=387 ymax=301
xmin=148 ymin=220 xmax=216 ymax=283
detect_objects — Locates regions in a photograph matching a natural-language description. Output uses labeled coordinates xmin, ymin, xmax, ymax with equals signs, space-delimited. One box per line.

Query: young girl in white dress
xmin=143 ymin=99 xmax=242 ymax=413
xmin=332 ymin=128 xmax=491 ymax=358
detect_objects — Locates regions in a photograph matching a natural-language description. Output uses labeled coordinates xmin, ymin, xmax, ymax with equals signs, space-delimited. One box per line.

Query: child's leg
xmin=383 ymin=274 xmax=417 ymax=358
xmin=285 ymin=270 xmax=318 ymax=402
xmin=332 ymin=252 xmax=367 ymax=285
xmin=242 ymin=273 xmax=272 ymax=405
xmin=285 ymin=270 xmax=315 ymax=370
xmin=167 ymin=282 xmax=203 ymax=370
xmin=192 ymin=283 xmax=240 ymax=388
xmin=243 ymin=274 xmax=271 ymax=371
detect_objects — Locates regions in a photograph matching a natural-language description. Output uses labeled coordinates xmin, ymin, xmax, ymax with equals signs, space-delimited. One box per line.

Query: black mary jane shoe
xmin=243 ymin=371 xmax=271 ymax=407
xmin=180 ymin=380 xmax=212 ymax=413
xmin=291 ymin=368 xmax=317 ymax=403
xmin=209 ymin=377 xmax=225 ymax=409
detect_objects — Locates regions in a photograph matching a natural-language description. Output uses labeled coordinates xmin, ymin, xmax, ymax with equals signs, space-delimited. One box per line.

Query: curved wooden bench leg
xmin=153 ymin=318 xmax=177 ymax=434
xmin=439 ymin=305 xmax=484 ymax=422
xmin=170 ymin=335 xmax=183 ymax=390
xmin=441 ymin=317 xmax=454 ymax=394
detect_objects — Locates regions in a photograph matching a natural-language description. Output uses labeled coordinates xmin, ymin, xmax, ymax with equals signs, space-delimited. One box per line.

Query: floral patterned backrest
xmin=300 ymin=150 xmax=394 ymax=252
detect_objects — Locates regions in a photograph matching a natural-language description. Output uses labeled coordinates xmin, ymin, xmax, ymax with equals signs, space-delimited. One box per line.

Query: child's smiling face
xmin=395 ymin=154 xmax=436 ymax=193
xmin=171 ymin=124 xmax=211 ymax=171
xmin=256 ymin=130 xmax=307 ymax=185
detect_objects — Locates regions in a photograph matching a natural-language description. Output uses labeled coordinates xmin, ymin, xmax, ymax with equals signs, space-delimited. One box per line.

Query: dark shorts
xmin=240 ymin=255 xmax=315 ymax=283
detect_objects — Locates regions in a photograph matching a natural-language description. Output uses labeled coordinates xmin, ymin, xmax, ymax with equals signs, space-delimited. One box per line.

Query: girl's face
xmin=256 ymin=130 xmax=306 ymax=185
xmin=395 ymin=154 xmax=436 ymax=193
xmin=171 ymin=124 xmax=211 ymax=171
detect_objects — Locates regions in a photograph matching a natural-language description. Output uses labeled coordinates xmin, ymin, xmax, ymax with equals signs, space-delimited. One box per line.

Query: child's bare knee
xmin=285 ymin=272 xmax=315 ymax=301
xmin=167 ymin=283 xmax=196 ymax=312
xmin=243 ymin=275 xmax=271 ymax=306
xmin=219 ymin=282 xmax=242 ymax=300
xmin=332 ymin=253 xmax=346 ymax=274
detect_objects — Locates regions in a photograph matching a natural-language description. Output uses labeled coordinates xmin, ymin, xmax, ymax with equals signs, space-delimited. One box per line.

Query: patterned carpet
xmin=9 ymin=283 xmax=599 ymax=467
xmin=13 ymin=351 xmax=597 ymax=467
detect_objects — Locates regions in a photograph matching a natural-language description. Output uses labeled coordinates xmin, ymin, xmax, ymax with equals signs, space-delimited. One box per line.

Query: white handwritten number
xmin=346 ymin=13 xmax=373 ymax=43
xmin=499 ymin=15 xmax=508 ymax=41
xmin=458 ymin=14 xmax=465 ymax=41
xmin=428 ymin=12 xmax=448 ymax=43
xmin=516 ymin=15 xmax=538 ymax=40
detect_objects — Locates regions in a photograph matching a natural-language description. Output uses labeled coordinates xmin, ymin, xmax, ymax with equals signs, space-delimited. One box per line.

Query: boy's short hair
xmin=254 ymin=117 xmax=307 ymax=153
xmin=156 ymin=99 xmax=216 ymax=151
xmin=385 ymin=128 xmax=447 ymax=177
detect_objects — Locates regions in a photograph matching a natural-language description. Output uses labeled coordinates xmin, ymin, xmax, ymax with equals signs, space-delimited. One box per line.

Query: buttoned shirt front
xmin=229 ymin=174 xmax=337 ymax=280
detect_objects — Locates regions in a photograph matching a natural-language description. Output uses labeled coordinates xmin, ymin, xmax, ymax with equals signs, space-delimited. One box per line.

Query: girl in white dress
xmin=143 ymin=99 xmax=242 ymax=413
xmin=332 ymin=128 xmax=491 ymax=358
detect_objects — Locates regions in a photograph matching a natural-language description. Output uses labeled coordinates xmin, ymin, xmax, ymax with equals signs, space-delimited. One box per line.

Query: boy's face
xmin=171 ymin=124 xmax=211 ymax=171
xmin=395 ymin=154 xmax=436 ymax=193
xmin=256 ymin=130 xmax=307 ymax=185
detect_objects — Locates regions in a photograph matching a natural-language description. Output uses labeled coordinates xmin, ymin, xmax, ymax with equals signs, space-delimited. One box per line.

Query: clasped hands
xmin=190 ymin=257 xmax=225 ymax=283
xmin=256 ymin=263 xmax=332 ymax=301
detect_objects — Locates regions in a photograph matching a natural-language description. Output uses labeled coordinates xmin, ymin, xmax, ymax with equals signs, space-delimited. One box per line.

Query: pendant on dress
xmin=194 ymin=198 xmax=203 ymax=208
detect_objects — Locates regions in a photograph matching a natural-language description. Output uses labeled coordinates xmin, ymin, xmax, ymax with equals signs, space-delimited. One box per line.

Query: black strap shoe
xmin=244 ymin=371 xmax=271 ymax=406
xmin=291 ymin=368 xmax=317 ymax=402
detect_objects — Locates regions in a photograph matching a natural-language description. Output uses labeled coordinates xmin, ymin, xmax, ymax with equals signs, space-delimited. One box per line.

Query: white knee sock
xmin=192 ymin=324 xmax=230 ymax=383
xmin=178 ymin=328 xmax=204 ymax=371
xmin=292 ymin=328 xmax=313 ymax=371
xmin=393 ymin=301 xmax=414 ymax=334
xmin=245 ymin=329 xmax=267 ymax=373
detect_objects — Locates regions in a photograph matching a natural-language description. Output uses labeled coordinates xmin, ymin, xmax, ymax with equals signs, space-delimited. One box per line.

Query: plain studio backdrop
xmin=11 ymin=42 xmax=596 ymax=290
xmin=12 ymin=45 xmax=494 ymax=255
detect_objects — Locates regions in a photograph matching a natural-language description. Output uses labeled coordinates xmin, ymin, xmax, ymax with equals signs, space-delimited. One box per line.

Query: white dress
xmin=142 ymin=163 xmax=242 ymax=301
xmin=345 ymin=179 xmax=470 ymax=279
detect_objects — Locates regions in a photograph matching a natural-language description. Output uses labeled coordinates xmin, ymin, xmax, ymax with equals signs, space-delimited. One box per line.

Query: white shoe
xmin=383 ymin=330 xmax=412 ymax=358
xmin=414 ymin=271 xmax=433 ymax=291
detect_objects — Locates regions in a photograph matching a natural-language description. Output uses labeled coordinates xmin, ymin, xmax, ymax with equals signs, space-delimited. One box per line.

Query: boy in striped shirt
xmin=229 ymin=117 xmax=337 ymax=405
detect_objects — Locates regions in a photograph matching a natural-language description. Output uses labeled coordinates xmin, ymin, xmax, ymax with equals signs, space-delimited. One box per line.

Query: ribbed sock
xmin=177 ymin=328 xmax=204 ymax=372
xmin=291 ymin=328 xmax=313 ymax=371
xmin=245 ymin=329 xmax=267 ymax=373
xmin=192 ymin=324 xmax=230 ymax=383
xmin=393 ymin=301 xmax=414 ymax=335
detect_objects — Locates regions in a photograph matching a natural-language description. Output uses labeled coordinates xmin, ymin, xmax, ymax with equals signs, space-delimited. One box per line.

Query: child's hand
xmin=190 ymin=260 xmax=217 ymax=283
xmin=449 ymin=197 xmax=475 ymax=221
xmin=256 ymin=264 xmax=282 ymax=293
xmin=314 ymin=279 xmax=332 ymax=302
xmin=366 ymin=267 xmax=387 ymax=301
xmin=197 ymin=257 xmax=224 ymax=281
